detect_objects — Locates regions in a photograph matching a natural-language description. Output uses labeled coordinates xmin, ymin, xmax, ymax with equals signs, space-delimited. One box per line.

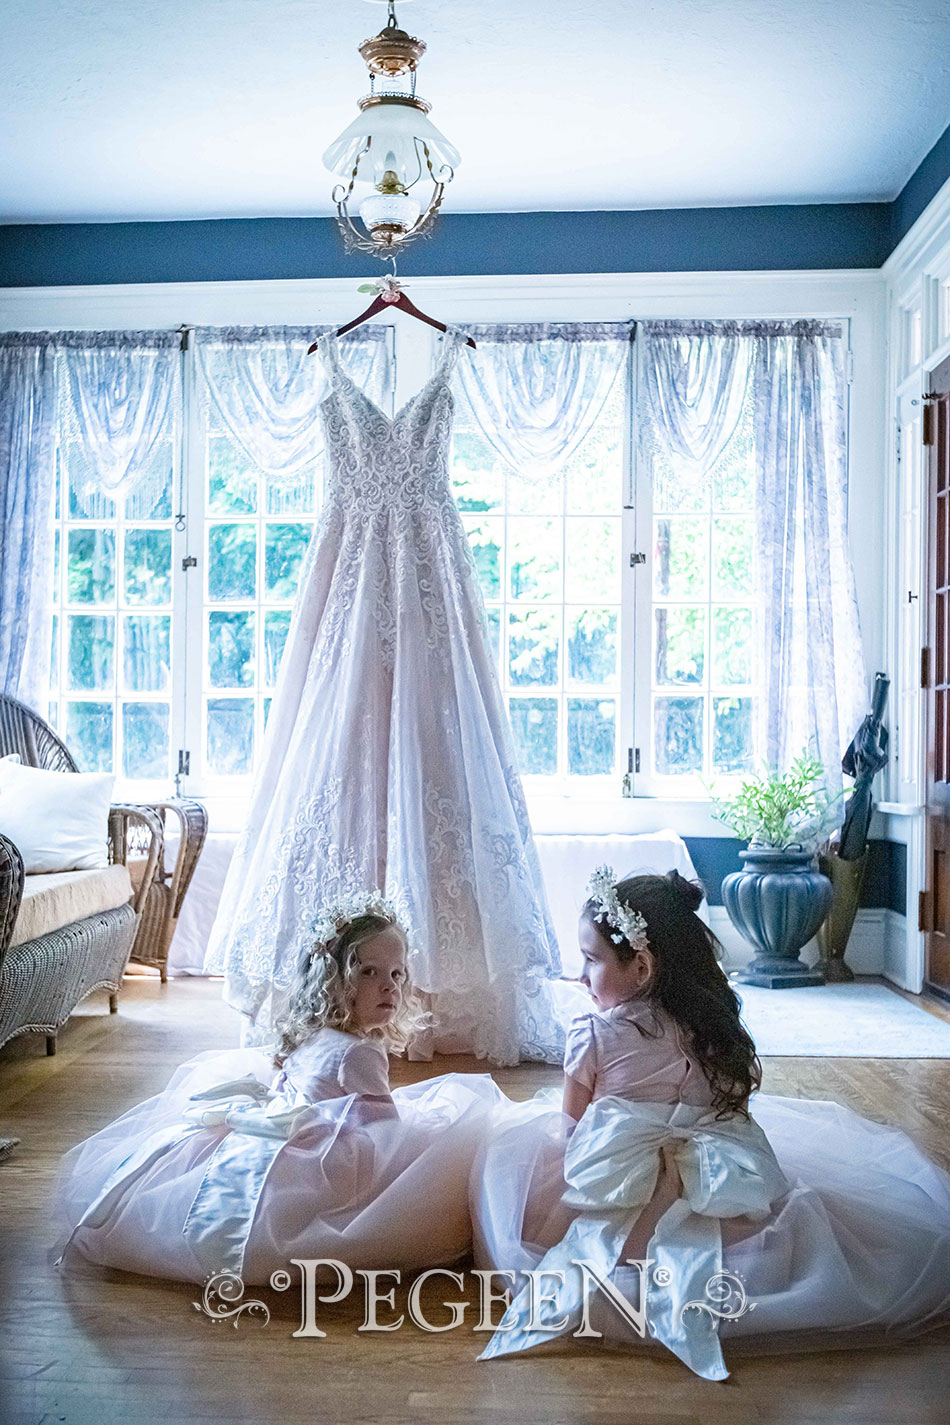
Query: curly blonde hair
xmin=272 ymin=911 xmax=431 ymax=1068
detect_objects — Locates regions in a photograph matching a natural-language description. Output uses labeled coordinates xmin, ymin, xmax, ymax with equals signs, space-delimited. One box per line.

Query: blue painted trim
xmin=0 ymin=204 xmax=892 ymax=289
xmin=892 ymin=121 xmax=950 ymax=249
xmin=683 ymin=836 xmax=902 ymax=912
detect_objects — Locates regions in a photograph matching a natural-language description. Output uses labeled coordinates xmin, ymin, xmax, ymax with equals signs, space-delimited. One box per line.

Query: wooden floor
xmin=1 ymin=974 xmax=949 ymax=1425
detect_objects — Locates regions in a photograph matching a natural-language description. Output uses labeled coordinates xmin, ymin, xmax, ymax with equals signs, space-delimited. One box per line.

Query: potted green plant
xmin=711 ymin=754 xmax=839 ymax=989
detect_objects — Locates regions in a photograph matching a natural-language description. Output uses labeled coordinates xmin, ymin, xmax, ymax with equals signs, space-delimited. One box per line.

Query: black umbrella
xmin=837 ymin=672 xmax=890 ymax=862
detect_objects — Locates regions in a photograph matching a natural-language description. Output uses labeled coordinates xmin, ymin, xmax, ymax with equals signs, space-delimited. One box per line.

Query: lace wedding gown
xmin=206 ymin=329 xmax=565 ymax=1065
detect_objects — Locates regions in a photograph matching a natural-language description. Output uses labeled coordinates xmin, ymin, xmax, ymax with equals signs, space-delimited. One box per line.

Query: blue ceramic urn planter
xmin=723 ymin=847 xmax=834 ymax=989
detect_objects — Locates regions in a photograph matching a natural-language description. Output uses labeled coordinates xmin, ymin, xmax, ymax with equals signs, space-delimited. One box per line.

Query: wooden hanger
xmin=308 ymin=276 xmax=475 ymax=354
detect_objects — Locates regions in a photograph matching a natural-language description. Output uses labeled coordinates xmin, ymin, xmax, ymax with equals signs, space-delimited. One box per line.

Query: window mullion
xmin=176 ymin=331 xmax=204 ymax=797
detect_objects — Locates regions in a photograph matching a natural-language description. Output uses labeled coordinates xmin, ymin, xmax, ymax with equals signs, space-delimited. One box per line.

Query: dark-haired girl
xmin=473 ymin=867 xmax=950 ymax=1378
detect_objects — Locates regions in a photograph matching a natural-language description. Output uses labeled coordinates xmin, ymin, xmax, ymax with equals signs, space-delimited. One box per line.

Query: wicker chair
xmin=127 ymin=800 xmax=208 ymax=982
xmin=0 ymin=694 xmax=201 ymax=1052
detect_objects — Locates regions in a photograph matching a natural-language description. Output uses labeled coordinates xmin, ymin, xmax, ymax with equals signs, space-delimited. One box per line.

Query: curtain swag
xmin=454 ymin=322 xmax=633 ymax=479
xmin=194 ymin=325 xmax=391 ymax=481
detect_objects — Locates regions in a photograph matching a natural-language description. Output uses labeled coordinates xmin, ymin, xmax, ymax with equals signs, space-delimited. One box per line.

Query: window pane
xmin=567 ymin=608 xmax=617 ymax=684
xmin=713 ymin=696 xmax=754 ymax=775
xmin=208 ymin=524 xmax=257 ymax=600
xmin=50 ymin=613 xmax=59 ymax=687
xmin=565 ymin=445 xmax=622 ymax=515
xmin=712 ymin=606 xmax=753 ymax=686
xmin=655 ymin=607 xmax=705 ymax=685
xmin=565 ymin=518 xmax=620 ymax=602
xmin=654 ymin=696 xmax=703 ymax=776
xmin=206 ymin=698 xmax=254 ymax=774
xmin=264 ymin=611 xmax=292 ymax=686
xmin=568 ymin=697 xmax=615 ymax=775
xmin=507 ymin=468 xmax=562 ymax=516
xmin=66 ymin=701 xmax=113 ymax=772
xmin=266 ymin=471 xmax=320 ymax=516
xmin=462 ymin=515 xmax=503 ymax=599
xmin=484 ymin=608 xmax=501 ymax=664
xmin=123 ymin=614 xmax=170 ymax=692
xmin=509 ymin=608 xmax=559 ymax=687
xmin=451 ymin=432 xmax=504 ymax=511
xmin=264 ymin=522 xmax=311 ymax=601
xmin=209 ymin=610 xmax=255 ymax=688
xmin=122 ymin=701 xmax=170 ymax=778
xmin=67 ymin=614 xmax=114 ymax=691
xmin=208 ymin=435 xmax=258 ymax=514
xmin=67 ymin=529 xmax=115 ymax=603
xmin=52 ymin=528 xmax=60 ymax=603
xmin=653 ymin=518 xmax=708 ymax=598
xmin=650 ymin=451 xmax=708 ymax=514
xmin=124 ymin=528 xmax=172 ymax=606
xmin=712 ymin=517 xmax=754 ymax=597
xmin=508 ymin=518 xmax=561 ymax=601
xmin=509 ymin=698 xmax=558 ymax=774
xmin=65 ymin=448 xmax=114 ymax=521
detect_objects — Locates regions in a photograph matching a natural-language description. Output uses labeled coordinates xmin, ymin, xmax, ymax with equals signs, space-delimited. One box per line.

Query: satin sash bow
xmin=480 ymin=1095 xmax=788 ymax=1380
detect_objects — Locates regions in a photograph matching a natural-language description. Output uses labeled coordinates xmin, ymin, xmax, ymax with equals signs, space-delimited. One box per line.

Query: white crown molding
xmin=0 ymin=267 xmax=884 ymax=332
xmin=883 ymin=173 xmax=950 ymax=285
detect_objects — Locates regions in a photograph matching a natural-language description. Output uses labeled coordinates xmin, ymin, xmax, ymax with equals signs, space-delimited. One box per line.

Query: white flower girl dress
xmin=56 ymin=1032 xmax=504 ymax=1285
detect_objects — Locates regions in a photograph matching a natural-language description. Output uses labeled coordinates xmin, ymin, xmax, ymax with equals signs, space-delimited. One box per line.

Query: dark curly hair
xmin=582 ymin=870 xmax=761 ymax=1118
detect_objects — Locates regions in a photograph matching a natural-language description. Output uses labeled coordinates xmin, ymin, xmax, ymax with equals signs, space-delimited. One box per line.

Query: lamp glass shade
xmin=323 ymin=101 xmax=460 ymax=188
xmin=359 ymin=190 xmax=422 ymax=233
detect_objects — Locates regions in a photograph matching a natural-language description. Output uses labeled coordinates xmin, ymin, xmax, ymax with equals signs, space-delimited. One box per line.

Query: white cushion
xmin=0 ymin=756 xmax=115 ymax=873
xmin=10 ymin=864 xmax=133 ymax=947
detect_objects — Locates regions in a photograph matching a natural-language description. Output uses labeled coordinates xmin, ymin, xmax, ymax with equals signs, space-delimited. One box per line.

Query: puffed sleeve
xmin=338 ymin=1038 xmax=392 ymax=1096
xmin=563 ymin=1014 xmax=598 ymax=1091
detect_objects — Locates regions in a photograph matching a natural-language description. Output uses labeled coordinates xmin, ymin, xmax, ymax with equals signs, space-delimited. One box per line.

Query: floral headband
xmin=586 ymin=865 xmax=650 ymax=954
xmin=310 ymin=889 xmax=401 ymax=959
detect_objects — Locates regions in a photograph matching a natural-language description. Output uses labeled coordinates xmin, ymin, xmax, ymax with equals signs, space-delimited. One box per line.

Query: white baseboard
xmin=709 ymin=905 xmax=896 ymax=979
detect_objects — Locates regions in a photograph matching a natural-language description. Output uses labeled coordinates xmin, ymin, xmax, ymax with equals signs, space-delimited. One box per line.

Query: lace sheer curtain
xmin=0 ymin=336 xmax=58 ymax=706
xmin=59 ymin=331 xmax=182 ymax=517
xmin=455 ymin=322 xmax=633 ymax=478
xmin=639 ymin=319 xmax=867 ymax=784
xmin=195 ymin=326 xmax=392 ymax=479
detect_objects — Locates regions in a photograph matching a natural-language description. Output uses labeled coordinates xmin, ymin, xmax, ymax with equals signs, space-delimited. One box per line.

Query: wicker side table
xmin=127 ymin=800 xmax=209 ymax=982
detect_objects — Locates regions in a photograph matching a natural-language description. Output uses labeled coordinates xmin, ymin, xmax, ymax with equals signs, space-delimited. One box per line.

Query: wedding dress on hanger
xmin=206 ymin=329 xmax=565 ymax=1065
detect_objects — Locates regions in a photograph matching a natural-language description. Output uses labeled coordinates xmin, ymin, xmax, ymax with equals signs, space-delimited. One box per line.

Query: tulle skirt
xmin=55 ymin=1048 xmax=506 ymax=1285
xmin=471 ymin=1090 xmax=950 ymax=1356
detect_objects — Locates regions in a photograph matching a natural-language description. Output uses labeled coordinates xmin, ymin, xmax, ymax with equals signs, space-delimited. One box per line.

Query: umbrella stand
xmin=816 ymin=843 xmax=868 ymax=981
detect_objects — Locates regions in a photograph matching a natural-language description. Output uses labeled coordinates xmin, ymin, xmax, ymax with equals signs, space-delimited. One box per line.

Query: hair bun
xmin=666 ymin=869 xmax=705 ymax=913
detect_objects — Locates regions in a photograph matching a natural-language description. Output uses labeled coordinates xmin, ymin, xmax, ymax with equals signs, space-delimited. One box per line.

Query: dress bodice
xmin=318 ymin=329 xmax=467 ymax=515
xmin=271 ymin=1026 xmax=391 ymax=1106
xmin=563 ymin=999 xmax=716 ymax=1108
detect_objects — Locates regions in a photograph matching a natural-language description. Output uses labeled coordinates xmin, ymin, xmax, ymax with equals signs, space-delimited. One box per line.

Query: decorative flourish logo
xmin=681 ymin=1270 xmax=755 ymax=1324
xmin=193 ymin=1271 xmax=271 ymax=1328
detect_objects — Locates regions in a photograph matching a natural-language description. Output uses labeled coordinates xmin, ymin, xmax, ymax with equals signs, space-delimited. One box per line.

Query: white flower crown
xmin=586 ymin=865 xmax=649 ymax=953
xmin=310 ymin=889 xmax=400 ymax=956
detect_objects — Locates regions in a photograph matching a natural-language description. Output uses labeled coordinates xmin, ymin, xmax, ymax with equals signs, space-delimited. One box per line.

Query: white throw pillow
xmin=0 ymin=755 xmax=115 ymax=873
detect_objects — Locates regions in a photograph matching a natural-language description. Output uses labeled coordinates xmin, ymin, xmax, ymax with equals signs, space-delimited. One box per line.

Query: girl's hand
xmin=562 ymin=1073 xmax=594 ymax=1123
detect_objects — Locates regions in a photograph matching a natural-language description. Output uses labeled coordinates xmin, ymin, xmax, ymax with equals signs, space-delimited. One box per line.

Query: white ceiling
xmin=2 ymin=0 xmax=949 ymax=224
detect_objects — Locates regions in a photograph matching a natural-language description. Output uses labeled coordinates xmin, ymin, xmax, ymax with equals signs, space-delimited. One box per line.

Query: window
xmin=641 ymin=396 xmax=759 ymax=788
xmin=451 ymin=360 xmax=625 ymax=788
xmin=46 ymin=317 xmax=851 ymax=808
xmin=49 ymin=419 xmax=177 ymax=787
xmin=200 ymin=406 xmax=323 ymax=781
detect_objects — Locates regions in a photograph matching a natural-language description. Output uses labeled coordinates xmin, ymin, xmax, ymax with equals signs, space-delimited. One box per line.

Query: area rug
xmin=734 ymin=981 xmax=950 ymax=1057
xmin=0 ymin=1137 xmax=20 ymax=1162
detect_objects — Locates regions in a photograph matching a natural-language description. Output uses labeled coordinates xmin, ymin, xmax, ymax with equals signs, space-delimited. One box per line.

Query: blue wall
xmin=683 ymin=837 xmax=903 ymax=911
xmin=0 ymin=204 xmax=893 ymax=288
xmin=1 ymin=120 xmax=947 ymax=287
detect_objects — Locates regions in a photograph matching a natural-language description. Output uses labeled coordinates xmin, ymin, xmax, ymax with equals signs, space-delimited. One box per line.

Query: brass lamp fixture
xmin=323 ymin=0 xmax=460 ymax=257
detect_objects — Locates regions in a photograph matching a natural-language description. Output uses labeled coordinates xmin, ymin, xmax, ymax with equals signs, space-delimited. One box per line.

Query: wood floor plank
xmin=1 ymin=975 xmax=948 ymax=1425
